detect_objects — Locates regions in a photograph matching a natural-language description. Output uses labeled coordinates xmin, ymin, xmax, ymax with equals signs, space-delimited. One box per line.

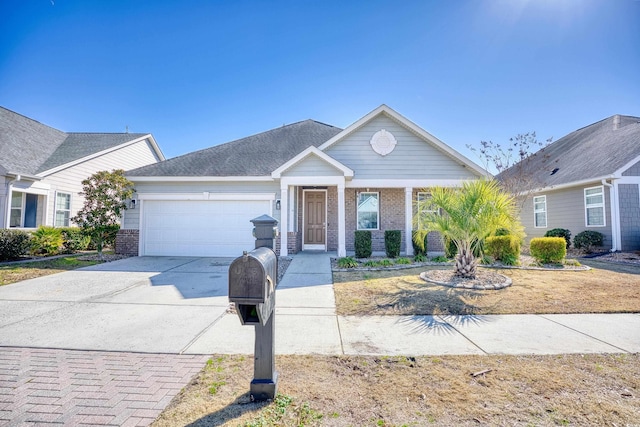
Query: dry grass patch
xmin=153 ymin=353 xmax=640 ymax=427
xmin=333 ymin=265 xmax=640 ymax=316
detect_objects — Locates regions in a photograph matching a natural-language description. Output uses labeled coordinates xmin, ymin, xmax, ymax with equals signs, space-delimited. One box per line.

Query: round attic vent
xmin=370 ymin=129 xmax=397 ymax=156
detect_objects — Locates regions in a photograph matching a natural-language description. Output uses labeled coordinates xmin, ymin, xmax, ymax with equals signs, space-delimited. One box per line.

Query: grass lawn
xmin=0 ymin=256 xmax=102 ymax=286
xmin=153 ymin=353 xmax=640 ymax=427
xmin=333 ymin=262 xmax=640 ymax=316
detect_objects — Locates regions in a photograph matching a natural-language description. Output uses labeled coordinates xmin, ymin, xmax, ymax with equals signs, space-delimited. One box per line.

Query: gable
xmin=323 ymin=113 xmax=480 ymax=180
xmin=622 ymin=158 xmax=640 ymax=177
xmin=280 ymin=153 xmax=346 ymax=177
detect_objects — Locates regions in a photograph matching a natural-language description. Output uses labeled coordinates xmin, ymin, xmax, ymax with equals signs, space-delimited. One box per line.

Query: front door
xmin=303 ymin=190 xmax=326 ymax=250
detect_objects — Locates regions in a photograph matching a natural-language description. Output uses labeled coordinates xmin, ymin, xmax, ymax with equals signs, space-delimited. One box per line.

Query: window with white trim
xmin=10 ymin=192 xmax=23 ymax=228
xmin=55 ymin=192 xmax=71 ymax=227
xmin=533 ymin=195 xmax=547 ymax=228
xmin=416 ymin=192 xmax=438 ymax=229
xmin=357 ymin=192 xmax=379 ymax=230
xmin=585 ymin=186 xmax=605 ymax=227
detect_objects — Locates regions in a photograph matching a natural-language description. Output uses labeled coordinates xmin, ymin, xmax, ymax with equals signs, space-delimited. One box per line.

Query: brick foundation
xmin=115 ymin=229 xmax=139 ymax=256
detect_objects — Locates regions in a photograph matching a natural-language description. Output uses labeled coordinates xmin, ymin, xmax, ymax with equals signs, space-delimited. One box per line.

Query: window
xmin=416 ymin=192 xmax=438 ymax=229
xmin=585 ymin=186 xmax=605 ymax=227
xmin=533 ymin=195 xmax=547 ymax=228
xmin=357 ymin=192 xmax=379 ymax=230
xmin=55 ymin=192 xmax=71 ymax=227
xmin=10 ymin=192 xmax=23 ymax=228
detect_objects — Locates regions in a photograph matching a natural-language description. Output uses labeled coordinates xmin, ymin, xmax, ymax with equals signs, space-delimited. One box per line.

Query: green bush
xmin=0 ymin=229 xmax=31 ymax=261
xmin=85 ymin=224 xmax=120 ymax=250
xmin=412 ymin=230 xmax=428 ymax=256
xmin=444 ymin=237 xmax=457 ymax=259
xmin=337 ymin=256 xmax=358 ymax=268
xmin=573 ymin=230 xmax=604 ymax=253
xmin=384 ymin=230 xmax=401 ymax=258
xmin=354 ymin=230 xmax=372 ymax=258
xmin=544 ymin=228 xmax=572 ymax=250
xmin=395 ymin=257 xmax=411 ymax=265
xmin=485 ymin=235 xmax=521 ymax=265
xmin=30 ymin=226 xmax=64 ymax=255
xmin=414 ymin=253 xmax=427 ymax=262
xmin=530 ymin=237 xmax=566 ymax=264
xmin=60 ymin=227 xmax=91 ymax=253
xmin=431 ymin=255 xmax=448 ymax=263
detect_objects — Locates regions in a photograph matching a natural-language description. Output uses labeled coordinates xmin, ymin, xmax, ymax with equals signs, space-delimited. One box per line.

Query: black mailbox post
xmin=228 ymin=215 xmax=279 ymax=401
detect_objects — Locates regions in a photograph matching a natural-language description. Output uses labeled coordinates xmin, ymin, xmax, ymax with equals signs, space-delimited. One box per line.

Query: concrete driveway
xmin=0 ymin=257 xmax=236 ymax=354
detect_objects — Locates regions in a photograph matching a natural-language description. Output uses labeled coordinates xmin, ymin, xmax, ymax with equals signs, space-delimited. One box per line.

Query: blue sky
xmin=1 ymin=0 xmax=638 ymax=163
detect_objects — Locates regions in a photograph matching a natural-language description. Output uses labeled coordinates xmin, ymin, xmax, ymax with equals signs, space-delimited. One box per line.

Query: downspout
xmin=601 ymin=178 xmax=619 ymax=252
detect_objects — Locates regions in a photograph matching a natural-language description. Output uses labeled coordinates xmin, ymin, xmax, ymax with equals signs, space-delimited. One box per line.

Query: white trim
xmin=271 ymin=146 xmax=354 ymax=179
xmin=347 ymin=178 xmax=469 ymax=188
xmin=533 ymin=195 xmax=547 ymax=228
xmin=584 ymin=185 xmax=606 ymax=227
xmin=38 ymin=135 xmax=163 ymax=176
xmin=137 ymin=193 xmax=275 ymax=201
xmin=603 ymin=179 xmax=619 ymax=251
xmin=318 ymin=104 xmax=489 ymax=178
xmin=280 ymin=185 xmax=289 ymax=256
xmin=404 ymin=188 xmax=413 ymax=256
xmin=302 ymin=189 xmax=327 ymax=251
xmin=526 ymin=175 xmax=616 ymax=194
xmin=128 ymin=175 xmax=274 ymax=182
xmin=337 ymin=184 xmax=346 ymax=257
xmin=281 ymin=176 xmax=346 ymax=187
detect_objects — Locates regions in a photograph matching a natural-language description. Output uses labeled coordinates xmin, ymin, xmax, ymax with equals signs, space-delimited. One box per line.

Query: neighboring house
xmin=498 ymin=114 xmax=640 ymax=251
xmin=0 ymin=107 xmax=165 ymax=230
xmin=123 ymin=105 xmax=488 ymax=257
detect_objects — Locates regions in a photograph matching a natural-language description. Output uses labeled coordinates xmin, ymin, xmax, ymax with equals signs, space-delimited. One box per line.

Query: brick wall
xmin=345 ymin=188 xmax=406 ymax=253
xmin=115 ymin=229 xmax=139 ymax=256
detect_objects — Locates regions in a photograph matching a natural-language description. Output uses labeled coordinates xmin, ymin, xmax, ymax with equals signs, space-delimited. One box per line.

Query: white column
xmin=337 ymin=183 xmax=346 ymax=257
xmin=405 ymin=187 xmax=414 ymax=256
xmin=279 ymin=185 xmax=288 ymax=256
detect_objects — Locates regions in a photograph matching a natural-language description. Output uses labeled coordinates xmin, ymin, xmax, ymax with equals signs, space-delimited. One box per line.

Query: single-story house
xmin=0 ymin=106 xmax=164 ymax=230
xmin=498 ymin=114 xmax=640 ymax=251
xmin=123 ymin=105 xmax=488 ymax=257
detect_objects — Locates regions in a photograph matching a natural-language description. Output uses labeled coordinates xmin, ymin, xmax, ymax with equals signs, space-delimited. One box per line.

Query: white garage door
xmin=141 ymin=199 xmax=271 ymax=256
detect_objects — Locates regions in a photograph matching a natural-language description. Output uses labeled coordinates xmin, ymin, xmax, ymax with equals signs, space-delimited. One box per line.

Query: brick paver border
xmin=0 ymin=347 xmax=209 ymax=426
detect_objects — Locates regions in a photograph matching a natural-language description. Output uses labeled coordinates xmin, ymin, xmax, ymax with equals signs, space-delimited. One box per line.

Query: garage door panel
xmin=142 ymin=200 xmax=271 ymax=256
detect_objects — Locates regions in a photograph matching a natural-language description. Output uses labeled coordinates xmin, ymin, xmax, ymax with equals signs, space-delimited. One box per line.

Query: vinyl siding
xmin=126 ymin=180 xmax=280 ymax=230
xmin=622 ymin=160 xmax=640 ymax=176
xmin=43 ymin=140 xmax=160 ymax=227
xmin=324 ymin=114 xmax=478 ymax=180
xmin=521 ymin=185 xmax=612 ymax=248
xmin=281 ymin=155 xmax=344 ymax=177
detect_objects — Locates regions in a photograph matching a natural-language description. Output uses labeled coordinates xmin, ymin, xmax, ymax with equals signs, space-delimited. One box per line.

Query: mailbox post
xmin=229 ymin=215 xmax=279 ymax=401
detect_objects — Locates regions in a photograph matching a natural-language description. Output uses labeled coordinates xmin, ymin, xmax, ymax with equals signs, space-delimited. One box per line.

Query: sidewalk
xmin=196 ymin=251 xmax=640 ymax=356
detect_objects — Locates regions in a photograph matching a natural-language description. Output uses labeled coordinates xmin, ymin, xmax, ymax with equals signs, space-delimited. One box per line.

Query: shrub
xmin=544 ymin=228 xmax=572 ymax=250
xmin=413 ymin=253 xmax=427 ymax=262
xmin=337 ymin=257 xmax=358 ymax=268
xmin=530 ymin=237 xmax=566 ymax=264
xmin=573 ymin=230 xmax=604 ymax=253
xmin=412 ymin=230 xmax=428 ymax=256
xmin=86 ymin=224 xmax=120 ymax=251
xmin=60 ymin=227 xmax=91 ymax=253
xmin=431 ymin=255 xmax=448 ymax=263
xmin=30 ymin=226 xmax=64 ymax=256
xmin=444 ymin=237 xmax=457 ymax=259
xmin=0 ymin=229 xmax=31 ymax=261
xmin=485 ymin=235 xmax=521 ymax=265
xmin=384 ymin=230 xmax=401 ymax=258
xmin=396 ymin=257 xmax=411 ymax=265
xmin=354 ymin=230 xmax=372 ymax=258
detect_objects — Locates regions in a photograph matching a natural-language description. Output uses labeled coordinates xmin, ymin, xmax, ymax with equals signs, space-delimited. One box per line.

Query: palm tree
xmin=417 ymin=179 xmax=521 ymax=279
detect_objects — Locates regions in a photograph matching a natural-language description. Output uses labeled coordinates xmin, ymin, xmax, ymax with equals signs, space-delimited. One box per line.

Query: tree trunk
xmin=454 ymin=248 xmax=477 ymax=279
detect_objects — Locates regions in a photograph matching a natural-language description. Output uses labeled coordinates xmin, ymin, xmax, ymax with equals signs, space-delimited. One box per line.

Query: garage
xmin=141 ymin=199 xmax=272 ymax=256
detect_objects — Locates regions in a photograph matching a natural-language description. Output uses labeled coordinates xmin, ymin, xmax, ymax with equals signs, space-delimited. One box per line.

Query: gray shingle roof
xmin=127 ymin=119 xmax=343 ymax=177
xmin=497 ymin=115 xmax=640 ymax=188
xmin=0 ymin=106 xmax=151 ymax=176
xmin=0 ymin=107 xmax=67 ymax=175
